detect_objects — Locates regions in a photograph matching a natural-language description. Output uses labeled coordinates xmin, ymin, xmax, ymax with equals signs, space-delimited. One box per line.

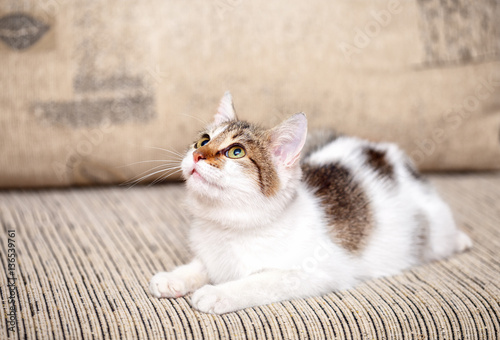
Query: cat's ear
xmin=214 ymin=91 xmax=237 ymax=125
xmin=269 ymin=113 xmax=308 ymax=167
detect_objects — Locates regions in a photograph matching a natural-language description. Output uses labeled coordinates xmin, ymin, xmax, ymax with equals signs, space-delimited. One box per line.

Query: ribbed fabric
xmin=1 ymin=173 xmax=499 ymax=339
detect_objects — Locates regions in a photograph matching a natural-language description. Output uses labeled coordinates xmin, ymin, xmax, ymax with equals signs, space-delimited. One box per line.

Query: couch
xmin=1 ymin=173 xmax=499 ymax=339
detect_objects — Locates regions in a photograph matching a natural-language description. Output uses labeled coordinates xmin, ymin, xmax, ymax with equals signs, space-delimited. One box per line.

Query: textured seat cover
xmin=1 ymin=173 xmax=499 ymax=339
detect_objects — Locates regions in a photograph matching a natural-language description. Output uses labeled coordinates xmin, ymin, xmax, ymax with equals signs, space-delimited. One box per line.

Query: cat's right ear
xmin=269 ymin=113 xmax=308 ymax=167
xmin=214 ymin=91 xmax=237 ymax=125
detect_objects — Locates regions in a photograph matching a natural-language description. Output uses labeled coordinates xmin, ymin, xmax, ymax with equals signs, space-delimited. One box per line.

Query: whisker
xmin=149 ymin=169 xmax=183 ymax=186
xmin=123 ymin=166 xmax=182 ymax=188
xmin=117 ymin=159 xmax=180 ymax=169
xmin=146 ymin=146 xmax=185 ymax=159
xmin=154 ymin=173 xmax=182 ymax=186
xmin=123 ymin=163 xmax=181 ymax=184
xmin=150 ymin=171 xmax=172 ymax=186
xmin=146 ymin=167 xmax=182 ymax=186
xmin=118 ymin=145 xmax=186 ymax=188
xmin=122 ymin=142 xmax=184 ymax=156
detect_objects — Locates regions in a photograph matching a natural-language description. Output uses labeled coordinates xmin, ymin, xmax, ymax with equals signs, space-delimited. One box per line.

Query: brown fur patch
xmin=196 ymin=121 xmax=280 ymax=196
xmin=364 ymin=147 xmax=394 ymax=180
xmin=302 ymin=163 xmax=372 ymax=253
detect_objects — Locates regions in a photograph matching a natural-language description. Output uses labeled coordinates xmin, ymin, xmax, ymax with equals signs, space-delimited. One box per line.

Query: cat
xmin=149 ymin=91 xmax=472 ymax=314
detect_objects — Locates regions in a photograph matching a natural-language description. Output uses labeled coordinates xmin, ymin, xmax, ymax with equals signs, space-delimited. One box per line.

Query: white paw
xmin=190 ymin=285 xmax=237 ymax=314
xmin=149 ymin=272 xmax=187 ymax=298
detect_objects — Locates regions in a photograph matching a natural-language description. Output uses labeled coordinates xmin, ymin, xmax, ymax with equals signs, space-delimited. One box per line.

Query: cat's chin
xmin=186 ymin=174 xmax=225 ymax=199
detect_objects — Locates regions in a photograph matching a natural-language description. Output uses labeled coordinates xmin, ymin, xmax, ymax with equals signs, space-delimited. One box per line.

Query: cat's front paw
xmin=190 ymin=285 xmax=237 ymax=314
xmin=149 ymin=272 xmax=187 ymax=298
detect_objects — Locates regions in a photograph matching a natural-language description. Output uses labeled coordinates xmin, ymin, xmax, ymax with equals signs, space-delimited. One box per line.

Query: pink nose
xmin=193 ymin=151 xmax=205 ymax=163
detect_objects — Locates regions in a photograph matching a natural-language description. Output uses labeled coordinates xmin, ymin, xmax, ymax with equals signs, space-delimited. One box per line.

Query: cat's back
xmin=302 ymin=133 xmax=418 ymax=185
xmin=301 ymin=134 xmax=463 ymax=277
xmin=301 ymin=134 xmax=422 ymax=210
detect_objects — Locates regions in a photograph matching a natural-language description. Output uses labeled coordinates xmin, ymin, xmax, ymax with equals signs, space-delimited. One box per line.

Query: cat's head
xmin=181 ymin=92 xmax=307 ymax=215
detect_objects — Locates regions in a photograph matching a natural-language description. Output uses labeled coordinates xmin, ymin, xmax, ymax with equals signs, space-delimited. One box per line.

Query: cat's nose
xmin=193 ymin=151 xmax=206 ymax=163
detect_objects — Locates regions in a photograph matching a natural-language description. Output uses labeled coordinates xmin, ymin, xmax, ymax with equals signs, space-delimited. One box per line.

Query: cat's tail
xmin=455 ymin=230 xmax=473 ymax=253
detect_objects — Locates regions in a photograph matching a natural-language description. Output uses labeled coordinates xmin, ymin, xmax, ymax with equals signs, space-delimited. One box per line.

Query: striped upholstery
xmin=1 ymin=173 xmax=499 ymax=339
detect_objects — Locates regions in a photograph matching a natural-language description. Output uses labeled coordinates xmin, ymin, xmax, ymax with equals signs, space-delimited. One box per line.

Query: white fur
xmin=149 ymin=94 xmax=471 ymax=314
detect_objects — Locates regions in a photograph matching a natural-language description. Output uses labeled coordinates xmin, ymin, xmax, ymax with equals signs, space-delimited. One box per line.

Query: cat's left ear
xmin=269 ymin=113 xmax=308 ymax=167
xmin=214 ymin=91 xmax=237 ymax=125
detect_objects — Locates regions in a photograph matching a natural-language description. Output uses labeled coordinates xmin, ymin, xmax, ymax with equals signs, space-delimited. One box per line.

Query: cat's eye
xmin=195 ymin=136 xmax=210 ymax=149
xmin=226 ymin=145 xmax=246 ymax=159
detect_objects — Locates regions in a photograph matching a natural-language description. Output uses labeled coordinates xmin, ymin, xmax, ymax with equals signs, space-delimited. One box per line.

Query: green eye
xmin=226 ymin=146 xmax=246 ymax=159
xmin=195 ymin=136 xmax=210 ymax=149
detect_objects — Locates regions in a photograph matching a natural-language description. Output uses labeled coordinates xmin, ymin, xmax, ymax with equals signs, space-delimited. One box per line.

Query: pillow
xmin=0 ymin=0 xmax=499 ymax=188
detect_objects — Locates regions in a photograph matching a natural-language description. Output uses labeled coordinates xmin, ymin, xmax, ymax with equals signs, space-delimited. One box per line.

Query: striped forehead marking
xmin=210 ymin=124 xmax=230 ymax=140
xmin=208 ymin=121 xmax=255 ymax=148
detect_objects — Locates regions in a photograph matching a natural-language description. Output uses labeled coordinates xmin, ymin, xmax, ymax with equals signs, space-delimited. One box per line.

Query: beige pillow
xmin=0 ymin=0 xmax=499 ymax=188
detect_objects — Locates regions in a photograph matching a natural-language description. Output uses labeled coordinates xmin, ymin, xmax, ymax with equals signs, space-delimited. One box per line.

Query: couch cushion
xmin=1 ymin=173 xmax=499 ymax=339
xmin=0 ymin=0 xmax=499 ymax=188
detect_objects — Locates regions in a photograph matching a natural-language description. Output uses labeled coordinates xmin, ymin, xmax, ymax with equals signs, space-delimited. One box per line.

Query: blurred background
xmin=0 ymin=0 xmax=499 ymax=188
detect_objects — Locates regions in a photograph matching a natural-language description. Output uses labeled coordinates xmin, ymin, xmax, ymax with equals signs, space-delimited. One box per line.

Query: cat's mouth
xmin=191 ymin=169 xmax=201 ymax=178
xmin=190 ymin=168 xmax=210 ymax=184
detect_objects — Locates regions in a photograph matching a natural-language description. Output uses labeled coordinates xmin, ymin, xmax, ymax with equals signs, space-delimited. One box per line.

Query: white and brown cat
xmin=149 ymin=92 xmax=472 ymax=314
